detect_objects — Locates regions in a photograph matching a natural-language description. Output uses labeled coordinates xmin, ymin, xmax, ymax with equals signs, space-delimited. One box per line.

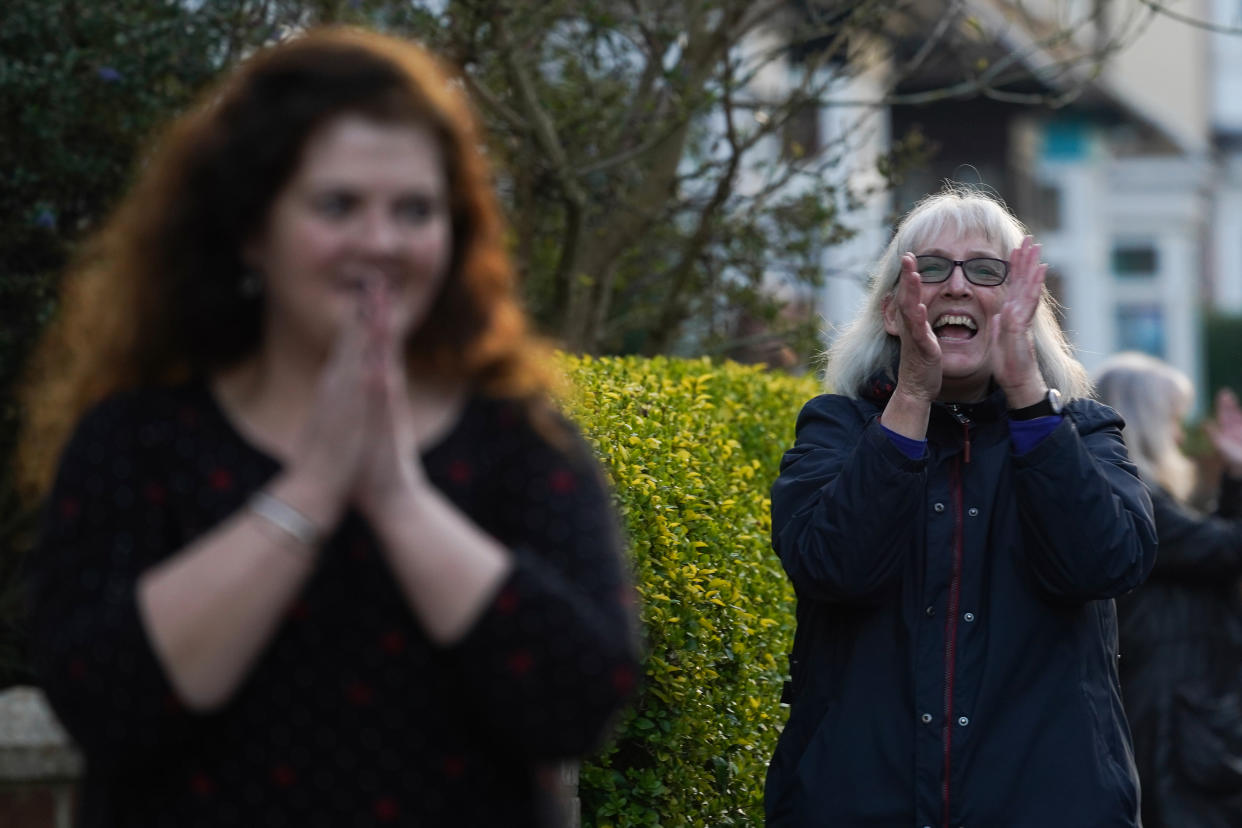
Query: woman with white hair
xmin=1096 ymin=352 xmax=1242 ymax=828
xmin=765 ymin=184 xmax=1157 ymax=827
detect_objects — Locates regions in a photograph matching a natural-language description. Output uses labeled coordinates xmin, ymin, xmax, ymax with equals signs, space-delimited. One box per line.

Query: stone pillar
xmin=535 ymin=761 xmax=581 ymax=828
xmin=0 ymin=687 xmax=82 ymax=828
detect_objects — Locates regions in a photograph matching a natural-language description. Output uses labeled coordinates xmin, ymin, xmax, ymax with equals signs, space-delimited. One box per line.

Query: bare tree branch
xmin=644 ymin=55 xmax=746 ymax=352
xmin=461 ymin=71 xmax=529 ymax=133
xmin=1136 ymin=0 xmax=1242 ymax=36
xmin=493 ymin=14 xmax=586 ymax=206
xmin=898 ymin=0 xmax=965 ymax=77
xmin=439 ymin=0 xmax=1157 ymax=354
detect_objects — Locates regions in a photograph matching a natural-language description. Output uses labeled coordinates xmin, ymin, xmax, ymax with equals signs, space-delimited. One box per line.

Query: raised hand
xmin=1206 ymin=388 xmax=1242 ymax=477
xmin=877 ymin=252 xmax=941 ymax=439
xmin=991 ymin=236 xmax=1048 ymax=407
xmin=888 ymin=252 xmax=942 ymax=402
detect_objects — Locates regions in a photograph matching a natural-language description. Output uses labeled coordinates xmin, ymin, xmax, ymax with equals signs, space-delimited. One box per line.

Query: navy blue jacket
xmin=765 ymin=383 xmax=1157 ymax=828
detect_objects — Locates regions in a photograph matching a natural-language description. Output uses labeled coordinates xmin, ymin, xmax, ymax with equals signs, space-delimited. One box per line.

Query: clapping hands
xmin=990 ymin=237 xmax=1048 ymax=407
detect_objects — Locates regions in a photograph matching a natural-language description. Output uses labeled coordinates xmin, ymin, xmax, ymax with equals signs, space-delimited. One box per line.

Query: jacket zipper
xmin=942 ymin=411 xmax=970 ymax=828
xmin=947 ymin=404 xmax=971 ymax=465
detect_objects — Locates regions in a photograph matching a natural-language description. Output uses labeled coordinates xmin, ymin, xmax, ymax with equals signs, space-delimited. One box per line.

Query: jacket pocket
xmin=1081 ymin=678 xmax=1140 ymax=818
xmin=1172 ymin=681 xmax=1242 ymax=793
xmin=765 ymin=694 xmax=835 ymax=824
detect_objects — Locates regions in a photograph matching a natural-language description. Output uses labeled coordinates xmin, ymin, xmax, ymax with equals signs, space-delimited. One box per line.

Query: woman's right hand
xmin=878 ymin=253 xmax=940 ymax=440
xmin=889 ymin=252 xmax=942 ymax=402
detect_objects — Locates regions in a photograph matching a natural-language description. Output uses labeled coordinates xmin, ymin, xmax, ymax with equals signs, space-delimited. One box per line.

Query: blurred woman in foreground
xmin=20 ymin=27 xmax=638 ymax=827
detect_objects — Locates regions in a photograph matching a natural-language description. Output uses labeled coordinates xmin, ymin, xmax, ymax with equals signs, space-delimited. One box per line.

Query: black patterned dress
xmin=27 ymin=382 xmax=640 ymax=827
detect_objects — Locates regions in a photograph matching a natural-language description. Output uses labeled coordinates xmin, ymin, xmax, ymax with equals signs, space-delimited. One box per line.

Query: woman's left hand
xmin=351 ymin=277 xmax=426 ymax=524
xmin=1207 ymin=388 xmax=1242 ymax=477
xmin=991 ymin=236 xmax=1049 ymax=407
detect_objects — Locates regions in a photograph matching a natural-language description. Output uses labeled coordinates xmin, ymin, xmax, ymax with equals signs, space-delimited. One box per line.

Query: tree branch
xmin=494 ymin=23 xmax=585 ymax=206
xmin=461 ymin=71 xmax=529 ymax=133
xmin=1134 ymin=0 xmax=1240 ymax=36
xmin=576 ymin=120 xmax=687 ymax=176
xmin=644 ymin=54 xmax=745 ymax=352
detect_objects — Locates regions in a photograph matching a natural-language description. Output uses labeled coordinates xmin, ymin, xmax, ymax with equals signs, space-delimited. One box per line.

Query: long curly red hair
xmin=19 ymin=27 xmax=551 ymax=498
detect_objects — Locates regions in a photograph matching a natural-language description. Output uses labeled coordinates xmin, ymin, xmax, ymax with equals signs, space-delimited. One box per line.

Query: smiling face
xmin=884 ymin=230 xmax=1008 ymax=402
xmin=244 ymin=114 xmax=453 ymax=359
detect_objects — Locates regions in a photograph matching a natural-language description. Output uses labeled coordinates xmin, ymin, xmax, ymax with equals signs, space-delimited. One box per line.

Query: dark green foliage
xmin=1205 ymin=310 xmax=1242 ymax=405
xmin=0 ymin=0 xmax=237 ymax=685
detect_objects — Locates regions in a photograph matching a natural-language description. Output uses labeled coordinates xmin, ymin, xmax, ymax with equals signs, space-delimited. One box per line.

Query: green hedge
xmin=562 ymin=354 xmax=820 ymax=827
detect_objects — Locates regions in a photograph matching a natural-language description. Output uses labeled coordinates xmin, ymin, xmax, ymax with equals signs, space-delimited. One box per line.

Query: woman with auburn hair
xmin=1097 ymin=352 xmax=1242 ymax=828
xmin=20 ymin=27 xmax=638 ymax=827
xmin=766 ymin=185 xmax=1156 ymax=826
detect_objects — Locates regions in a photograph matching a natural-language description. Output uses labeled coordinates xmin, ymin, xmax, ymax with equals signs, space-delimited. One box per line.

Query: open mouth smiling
xmin=933 ymin=313 xmax=977 ymax=340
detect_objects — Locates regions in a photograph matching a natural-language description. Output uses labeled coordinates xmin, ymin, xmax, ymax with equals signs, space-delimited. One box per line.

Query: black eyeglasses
xmin=913 ymin=255 xmax=1009 ymax=286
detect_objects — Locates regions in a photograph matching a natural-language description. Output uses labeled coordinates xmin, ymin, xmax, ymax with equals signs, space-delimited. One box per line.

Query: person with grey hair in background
xmin=1097 ymin=351 xmax=1242 ymax=828
xmin=765 ymin=184 xmax=1157 ymax=827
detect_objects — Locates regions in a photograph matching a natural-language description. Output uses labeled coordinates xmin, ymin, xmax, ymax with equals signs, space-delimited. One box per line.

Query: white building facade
xmin=809 ymin=0 xmax=1221 ymax=407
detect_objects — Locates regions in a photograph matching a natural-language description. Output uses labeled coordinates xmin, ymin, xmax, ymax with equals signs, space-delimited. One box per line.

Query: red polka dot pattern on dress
xmin=549 ymin=468 xmax=576 ymax=493
xmin=612 ymin=665 xmax=637 ymax=694
xmin=207 ymin=467 xmax=233 ymax=491
xmin=271 ymin=763 xmax=297 ymax=788
xmin=373 ymin=796 xmax=399 ymax=821
xmin=495 ymin=586 xmax=520 ymax=614
xmin=448 ymin=459 xmax=472 ymax=484
xmin=379 ymin=630 xmax=405 ymax=655
xmin=162 ymin=691 xmax=183 ymax=714
xmin=345 ymin=681 xmax=374 ymax=706
xmin=143 ymin=482 xmax=167 ymax=505
xmin=442 ymin=754 xmax=467 ymax=779
xmin=507 ymin=649 xmax=535 ymax=676
xmin=189 ymin=772 xmax=215 ymax=797
xmin=286 ymin=598 xmax=310 ymax=622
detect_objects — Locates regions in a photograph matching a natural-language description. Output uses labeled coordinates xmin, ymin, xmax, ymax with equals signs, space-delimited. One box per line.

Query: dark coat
xmin=765 ymin=383 xmax=1157 ymax=828
xmin=1118 ymin=478 xmax=1242 ymax=828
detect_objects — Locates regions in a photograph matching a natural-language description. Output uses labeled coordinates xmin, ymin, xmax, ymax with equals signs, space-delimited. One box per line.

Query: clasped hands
xmin=290 ymin=273 xmax=425 ymax=534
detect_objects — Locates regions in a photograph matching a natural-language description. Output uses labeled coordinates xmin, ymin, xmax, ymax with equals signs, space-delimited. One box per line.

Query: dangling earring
xmin=239 ymin=269 xmax=264 ymax=299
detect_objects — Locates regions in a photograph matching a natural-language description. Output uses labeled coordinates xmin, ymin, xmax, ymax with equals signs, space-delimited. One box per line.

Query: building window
xmin=782 ymin=104 xmax=821 ymax=160
xmin=1031 ymin=184 xmax=1061 ymax=232
xmin=1116 ymin=304 xmax=1166 ymax=357
xmin=1016 ymin=179 xmax=1062 ymax=233
xmin=1112 ymin=241 xmax=1158 ymax=277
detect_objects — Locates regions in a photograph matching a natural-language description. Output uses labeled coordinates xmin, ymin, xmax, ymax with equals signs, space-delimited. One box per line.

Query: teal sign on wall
xmin=1116 ymin=305 xmax=1166 ymax=357
xmin=1042 ymin=121 xmax=1090 ymax=161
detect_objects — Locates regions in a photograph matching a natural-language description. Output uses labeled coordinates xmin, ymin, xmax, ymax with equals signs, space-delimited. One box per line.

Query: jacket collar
xmin=859 ymin=370 xmax=1007 ymax=426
